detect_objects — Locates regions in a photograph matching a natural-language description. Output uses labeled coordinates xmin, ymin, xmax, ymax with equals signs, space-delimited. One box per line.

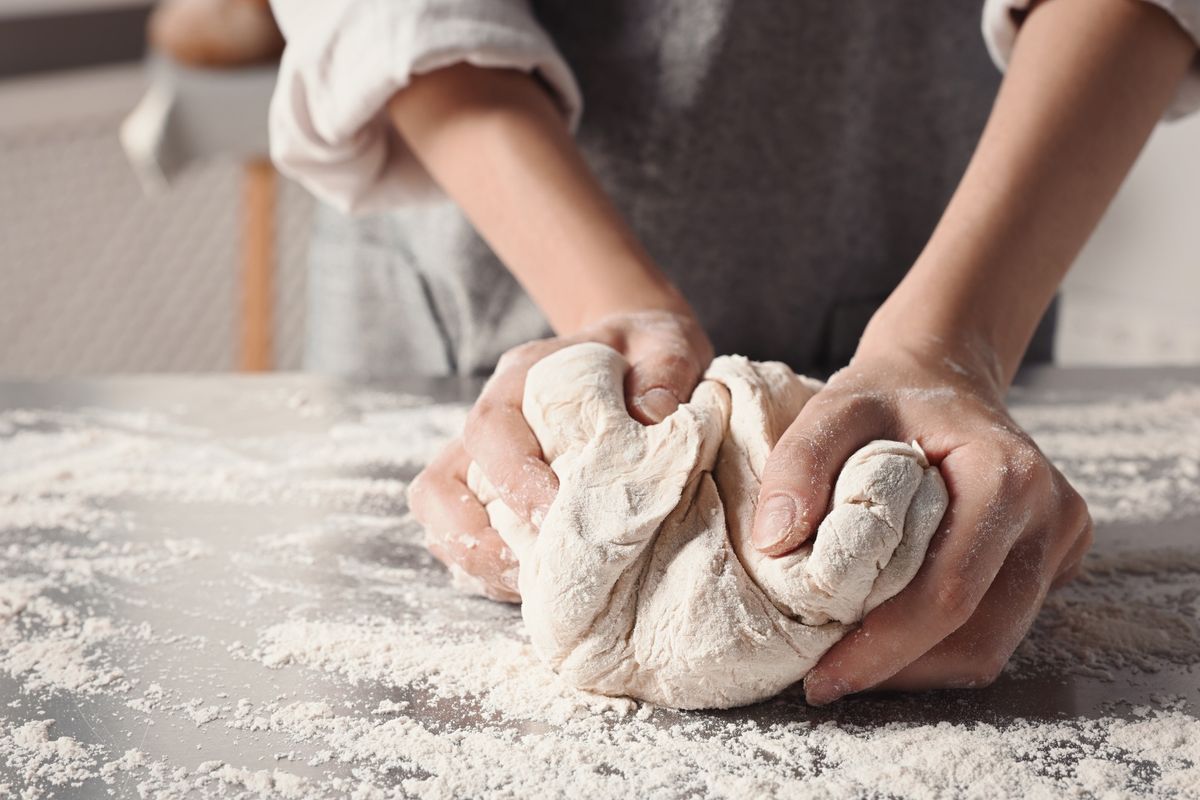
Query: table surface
xmin=1 ymin=366 xmax=1198 ymax=798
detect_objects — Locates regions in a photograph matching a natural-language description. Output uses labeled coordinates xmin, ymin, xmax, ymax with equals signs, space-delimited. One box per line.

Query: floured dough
xmin=468 ymin=343 xmax=948 ymax=710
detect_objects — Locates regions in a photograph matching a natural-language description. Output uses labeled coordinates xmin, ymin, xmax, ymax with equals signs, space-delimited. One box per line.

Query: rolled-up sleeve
xmin=268 ymin=0 xmax=582 ymax=213
xmin=982 ymin=0 xmax=1200 ymax=119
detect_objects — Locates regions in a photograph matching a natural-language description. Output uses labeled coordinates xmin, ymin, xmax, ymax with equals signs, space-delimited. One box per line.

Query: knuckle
xmin=969 ymin=455 xmax=1009 ymax=499
xmin=583 ymin=326 xmax=625 ymax=350
xmin=463 ymin=400 xmax=504 ymax=448
xmin=803 ymin=391 xmax=891 ymax=443
xmin=931 ymin=574 xmax=979 ymax=626
xmin=406 ymin=473 xmax=429 ymax=515
xmin=406 ymin=466 xmax=446 ymax=521
xmin=475 ymin=459 xmax=528 ymax=510
xmin=464 ymin=399 xmax=490 ymax=434
xmin=998 ymin=440 xmax=1049 ymax=497
xmin=1062 ymin=486 xmax=1092 ymax=534
xmin=656 ymin=350 xmax=698 ymax=378
xmin=496 ymin=340 xmax=548 ymax=372
xmin=630 ymin=350 xmax=699 ymax=394
xmin=470 ymin=455 xmax=520 ymax=495
xmin=804 ymin=390 xmax=845 ymax=418
xmin=1077 ymin=518 xmax=1095 ymax=551
xmin=1060 ymin=518 xmax=1095 ymax=571
xmin=839 ymin=391 xmax=886 ymax=420
xmin=494 ymin=349 xmax=517 ymax=372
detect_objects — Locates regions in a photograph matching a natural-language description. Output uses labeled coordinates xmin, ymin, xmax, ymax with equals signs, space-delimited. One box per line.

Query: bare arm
xmin=752 ymin=0 xmax=1196 ymax=704
xmin=867 ymin=0 xmax=1195 ymax=387
xmin=396 ymin=65 xmax=711 ymax=600
xmin=388 ymin=63 xmax=689 ymax=334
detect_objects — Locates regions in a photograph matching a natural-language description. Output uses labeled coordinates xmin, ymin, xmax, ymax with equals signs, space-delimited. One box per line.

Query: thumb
xmin=624 ymin=350 xmax=703 ymax=424
xmin=752 ymin=397 xmax=887 ymax=556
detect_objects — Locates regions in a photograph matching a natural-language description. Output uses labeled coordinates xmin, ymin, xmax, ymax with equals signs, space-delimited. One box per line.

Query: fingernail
xmin=753 ymin=494 xmax=797 ymax=551
xmin=634 ymin=388 xmax=680 ymax=423
xmin=805 ymin=677 xmax=849 ymax=707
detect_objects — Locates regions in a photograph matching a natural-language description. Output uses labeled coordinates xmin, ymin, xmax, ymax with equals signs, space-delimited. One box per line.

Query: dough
xmin=468 ymin=343 xmax=948 ymax=710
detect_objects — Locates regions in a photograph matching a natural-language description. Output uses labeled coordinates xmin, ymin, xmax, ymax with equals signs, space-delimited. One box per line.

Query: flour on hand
xmin=464 ymin=343 xmax=947 ymax=710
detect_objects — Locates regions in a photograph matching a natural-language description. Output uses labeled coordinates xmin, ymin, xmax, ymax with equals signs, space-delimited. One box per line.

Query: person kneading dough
xmin=271 ymin=1 xmax=1197 ymax=703
xmin=465 ymin=343 xmax=948 ymax=709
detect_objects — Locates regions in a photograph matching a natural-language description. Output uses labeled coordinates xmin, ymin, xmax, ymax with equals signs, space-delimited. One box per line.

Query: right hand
xmin=408 ymin=309 xmax=713 ymax=601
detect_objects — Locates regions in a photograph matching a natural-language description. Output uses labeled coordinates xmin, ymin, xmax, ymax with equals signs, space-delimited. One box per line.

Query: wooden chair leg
xmin=240 ymin=159 xmax=275 ymax=372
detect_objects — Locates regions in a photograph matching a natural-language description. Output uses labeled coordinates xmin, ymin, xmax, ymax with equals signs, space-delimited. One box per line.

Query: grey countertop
xmin=1 ymin=367 xmax=1198 ymax=798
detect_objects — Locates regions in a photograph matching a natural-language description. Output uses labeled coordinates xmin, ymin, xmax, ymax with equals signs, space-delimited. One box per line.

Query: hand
xmin=750 ymin=334 xmax=1093 ymax=704
xmin=408 ymin=309 xmax=713 ymax=601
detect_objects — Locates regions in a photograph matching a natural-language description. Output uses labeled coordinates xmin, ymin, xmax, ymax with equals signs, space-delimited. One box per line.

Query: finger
xmin=802 ymin=443 xmax=1036 ymax=705
xmin=410 ymin=443 xmax=513 ymax=582
xmin=1050 ymin=512 xmax=1094 ymax=591
xmin=408 ymin=441 xmax=520 ymax=602
xmin=878 ymin=495 xmax=1092 ymax=692
xmin=443 ymin=527 xmax=521 ymax=603
xmin=420 ymin=525 xmax=518 ymax=600
xmin=464 ymin=345 xmax=560 ymax=526
xmin=407 ymin=439 xmax=477 ymax=528
xmin=751 ymin=392 xmax=891 ymax=555
xmin=871 ymin=534 xmax=1052 ymax=692
xmin=624 ymin=345 xmax=706 ymax=424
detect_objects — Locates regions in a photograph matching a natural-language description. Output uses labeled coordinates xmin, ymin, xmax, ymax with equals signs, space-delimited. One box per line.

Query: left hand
xmin=750 ymin=335 xmax=1093 ymax=705
xmin=408 ymin=309 xmax=712 ymax=603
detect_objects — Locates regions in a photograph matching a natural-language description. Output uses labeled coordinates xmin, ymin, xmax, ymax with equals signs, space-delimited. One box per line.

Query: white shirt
xmin=267 ymin=0 xmax=1200 ymax=213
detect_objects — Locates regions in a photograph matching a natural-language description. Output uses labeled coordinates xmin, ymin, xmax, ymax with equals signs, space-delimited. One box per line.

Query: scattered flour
xmin=1012 ymin=386 xmax=1200 ymax=523
xmin=1011 ymin=544 xmax=1200 ymax=681
xmin=255 ymin=617 xmax=635 ymax=724
xmin=2 ymin=720 xmax=98 ymax=795
xmin=1 ymin=381 xmax=1198 ymax=798
xmin=1 ymin=608 xmax=126 ymax=695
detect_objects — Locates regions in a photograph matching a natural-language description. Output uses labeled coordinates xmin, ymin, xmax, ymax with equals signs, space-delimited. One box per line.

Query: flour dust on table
xmin=468 ymin=344 xmax=947 ymax=709
xmin=1 ymin=372 xmax=1198 ymax=798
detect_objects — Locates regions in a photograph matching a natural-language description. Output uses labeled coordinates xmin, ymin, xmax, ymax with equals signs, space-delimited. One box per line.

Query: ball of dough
xmin=467 ymin=343 xmax=948 ymax=709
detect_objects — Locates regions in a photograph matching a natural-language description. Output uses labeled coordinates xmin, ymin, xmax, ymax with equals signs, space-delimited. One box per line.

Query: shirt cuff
xmin=982 ymin=0 xmax=1200 ymax=120
xmin=268 ymin=0 xmax=582 ymax=213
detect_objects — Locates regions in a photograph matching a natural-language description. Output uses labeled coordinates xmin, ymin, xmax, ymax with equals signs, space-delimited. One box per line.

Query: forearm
xmin=865 ymin=0 xmax=1195 ymax=389
xmin=388 ymin=64 xmax=686 ymax=335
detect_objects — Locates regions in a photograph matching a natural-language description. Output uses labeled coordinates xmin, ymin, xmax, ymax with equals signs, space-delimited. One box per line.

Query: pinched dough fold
xmin=468 ymin=343 xmax=948 ymax=709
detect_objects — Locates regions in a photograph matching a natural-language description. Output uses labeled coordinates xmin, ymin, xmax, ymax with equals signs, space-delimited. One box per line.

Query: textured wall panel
xmin=0 ymin=68 xmax=311 ymax=377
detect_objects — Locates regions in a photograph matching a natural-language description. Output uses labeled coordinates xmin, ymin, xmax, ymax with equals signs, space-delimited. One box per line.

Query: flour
xmin=2 ymin=379 xmax=1199 ymax=798
xmin=99 ymin=748 xmax=146 ymax=781
xmin=254 ymin=617 xmax=632 ymax=723
xmin=1012 ymin=386 xmax=1200 ymax=524
xmin=201 ymin=763 xmax=307 ymax=798
xmin=0 ymin=402 xmax=467 ymax=513
xmin=187 ymin=702 xmax=222 ymax=726
xmin=1012 ymin=544 xmax=1200 ymax=680
xmin=2 ymin=720 xmax=98 ymax=793
xmin=1 ymin=605 xmax=126 ymax=694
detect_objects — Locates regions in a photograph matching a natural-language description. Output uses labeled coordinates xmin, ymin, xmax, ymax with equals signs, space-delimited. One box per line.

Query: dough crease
xmin=468 ymin=343 xmax=948 ymax=709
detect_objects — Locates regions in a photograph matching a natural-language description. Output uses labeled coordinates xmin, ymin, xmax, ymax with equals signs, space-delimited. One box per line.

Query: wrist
xmin=556 ymin=260 xmax=694 ymax=335
xmin=857 ymin=293 xmax=1008 ymax=398
xmin=861 ymin=245 xmax=1055 ymax=391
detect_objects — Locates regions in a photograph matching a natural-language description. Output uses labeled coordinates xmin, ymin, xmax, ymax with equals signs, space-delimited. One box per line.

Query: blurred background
xmin=0 ymin=0 xmax=1197 ymax=379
